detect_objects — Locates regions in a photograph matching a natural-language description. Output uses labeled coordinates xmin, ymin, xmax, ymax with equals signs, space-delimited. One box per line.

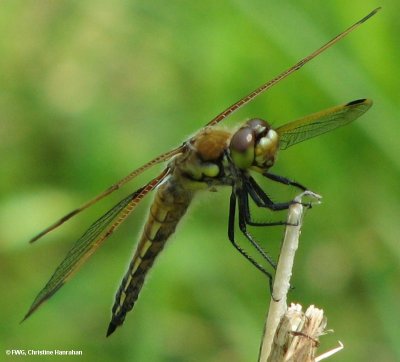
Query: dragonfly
xmin=23 ymin=8 xmax=379 ymax=337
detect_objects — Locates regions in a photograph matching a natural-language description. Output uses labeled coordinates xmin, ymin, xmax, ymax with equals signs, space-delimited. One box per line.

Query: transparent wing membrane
xmin=24 ymin=7 xmax=381 ymax=333
xmin=23 ymin=169 xmax=169 ymax=321
xmin=205 ymin=8 xmax=380 ymax=128
xmin=27 ymin=7 xmax=380 ymax=244
xmin=277 ymin=99 xmax=372 ymax=150
xmin=29 ymin=147 xmax=182 ymax=243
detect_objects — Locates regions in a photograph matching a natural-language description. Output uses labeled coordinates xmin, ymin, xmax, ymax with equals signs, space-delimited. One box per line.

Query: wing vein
xmin=23 ymin=169 xmax=170 ymax=321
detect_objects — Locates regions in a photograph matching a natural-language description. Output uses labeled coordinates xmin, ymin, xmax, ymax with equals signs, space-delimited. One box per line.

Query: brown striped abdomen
xmin=107 ymin=177 xmax=192 ymax=335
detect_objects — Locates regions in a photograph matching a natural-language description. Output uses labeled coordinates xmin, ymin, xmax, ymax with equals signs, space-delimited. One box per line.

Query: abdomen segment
xmin=107 ymin=178 xmax=192 ymax=336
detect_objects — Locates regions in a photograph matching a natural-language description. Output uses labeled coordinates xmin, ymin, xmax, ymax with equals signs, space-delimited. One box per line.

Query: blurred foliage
xmin=1 ymin=1 xmax=399 ymax=361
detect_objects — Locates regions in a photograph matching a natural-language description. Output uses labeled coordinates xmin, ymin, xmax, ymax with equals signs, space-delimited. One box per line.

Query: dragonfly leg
xmin=247 ymin=177 xmax=312 ymax=214
xmin=246 ymin=176 xmax=295 ymax=211
xmin=228 ymin=191 xmax=274 ymax=290
xmin=243 ymin=180 xmax=292 ymax=227
xmin=236 ymin=189 xmax=277 ymax=270
xmin=263 ymin=172 xmax=307 ymax=191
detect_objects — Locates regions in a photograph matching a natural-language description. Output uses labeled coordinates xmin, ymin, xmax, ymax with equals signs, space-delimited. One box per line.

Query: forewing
xmin=276 ymin=99 xmax=372 ymax=150
xmin=29 ymin=147 xmax=182 ymax=243
xmin=205 ymin=9 xmax=379 ymax=128
xmin=23 ymin=169 xmax=169 ymax=321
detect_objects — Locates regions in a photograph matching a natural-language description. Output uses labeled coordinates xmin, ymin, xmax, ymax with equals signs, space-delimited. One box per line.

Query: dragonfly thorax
xmin=171 ymin=128 xmax=232 ymax=188
xmin=229 ymin=118 xmax=278 ymax=171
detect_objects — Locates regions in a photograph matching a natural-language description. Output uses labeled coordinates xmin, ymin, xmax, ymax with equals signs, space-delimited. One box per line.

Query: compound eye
xmin=230 ymin=127 xmax=254 ymax=153
xmin=246 ymin=118 xmax=270 ymax=135
xmin=230 ymin=127 xmax=255 ymax=169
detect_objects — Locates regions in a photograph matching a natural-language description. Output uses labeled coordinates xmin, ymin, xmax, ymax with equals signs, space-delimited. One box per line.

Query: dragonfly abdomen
xmin=107 ymin=177 xmax=193 ymax=336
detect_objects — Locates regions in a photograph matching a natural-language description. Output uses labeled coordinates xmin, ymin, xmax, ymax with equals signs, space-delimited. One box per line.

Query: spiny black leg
xmin=244 ymin=177 xmax=264 ymax=206
xmin=228 ymin=191 xmax=236 ymax=242
xmin=241 ymin=184 xmax=289 ymax=227
xmin=248 ymin=177 xmax=311 ymax=213
xmin=247 ymin=177 xmax=294 ymax=211
xmin=237 ymin=189 xmax=277 ymax=270
xmin=263 ymin=172 xmax=307 ymax=191
xmin=228 ymin=191 xmax=273 ymax=289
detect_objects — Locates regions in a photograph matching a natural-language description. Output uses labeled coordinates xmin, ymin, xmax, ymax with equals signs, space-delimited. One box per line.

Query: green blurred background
xmin=1 ymin=1 xmax=399 ymax=361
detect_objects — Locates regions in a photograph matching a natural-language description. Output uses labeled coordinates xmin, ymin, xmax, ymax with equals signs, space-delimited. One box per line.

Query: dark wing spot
xmin=346 ymin=99 xmax=366 ymax=106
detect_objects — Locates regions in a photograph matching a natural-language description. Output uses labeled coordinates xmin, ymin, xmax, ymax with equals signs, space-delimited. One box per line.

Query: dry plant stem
xmin=258 ymin=191 xmax=321 ymax=362
xmin=268 ymin=304 xmax=328 ymax=361
xmin=315 ymin=341 xmax=344 ymax=362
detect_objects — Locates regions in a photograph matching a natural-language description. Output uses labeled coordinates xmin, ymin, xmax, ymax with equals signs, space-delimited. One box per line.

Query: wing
xmin=29 ymin=147 xmax=183 ymax=243
xmin=22 ymin=168 xmax=170 ymax=321
xmin=205 ymin=8 xmax=379 ymax=127
xmin=28 ymin=8 xmax=380 ymax=244
xmin=276 ymin=99 xmax=372 ymax=150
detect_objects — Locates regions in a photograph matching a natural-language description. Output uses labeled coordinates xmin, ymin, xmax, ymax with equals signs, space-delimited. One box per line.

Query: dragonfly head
xmin=229 ymin=118 xmax=278 ymax=170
